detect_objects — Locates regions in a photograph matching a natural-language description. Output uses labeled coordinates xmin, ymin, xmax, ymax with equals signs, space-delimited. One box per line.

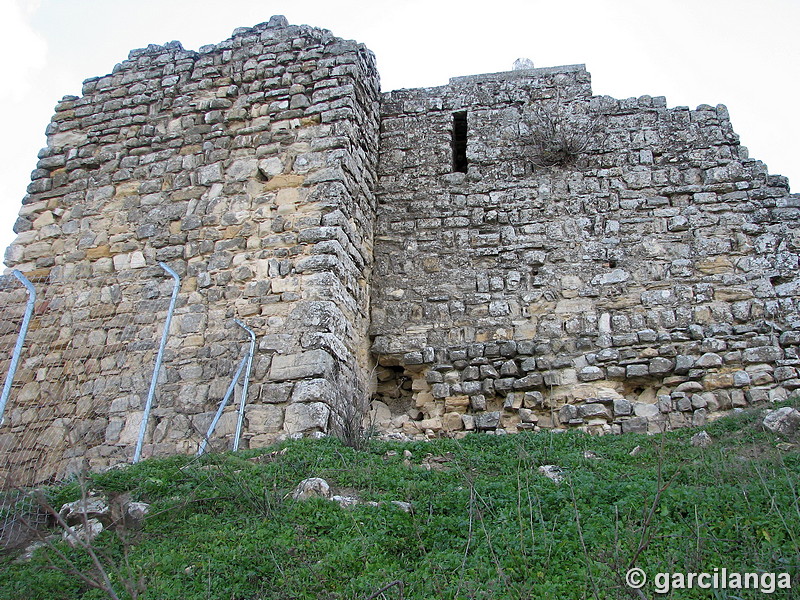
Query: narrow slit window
xmin=452 ymin=111 xmax=468 ymax=173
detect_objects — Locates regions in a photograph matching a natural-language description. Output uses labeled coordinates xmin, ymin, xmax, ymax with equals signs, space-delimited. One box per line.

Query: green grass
xmin=2 ymin=401 xmax=799 ymax=599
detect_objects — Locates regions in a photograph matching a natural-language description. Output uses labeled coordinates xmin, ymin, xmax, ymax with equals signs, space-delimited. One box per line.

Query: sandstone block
xmin=444 ymin=395 xmax=470 ymax=414
xmin=442 ymin=412 xmax=464 ymax=431
xmin=290 ymin=378 xmax=333 ymax=403
xmin=246 ymin=405 xmax=284 ymax=432
xmin=269 ymin=350 xmax=334 ymax=381
xmin=260 ymin=383 xmax=293 ymax=404
xmin=367 ymin=400 xmax=392 ymax=428
xmin=284 ymin=402 xmax=330 ymax=434
xmin=701 ymin=370 xmax=735 ymax=390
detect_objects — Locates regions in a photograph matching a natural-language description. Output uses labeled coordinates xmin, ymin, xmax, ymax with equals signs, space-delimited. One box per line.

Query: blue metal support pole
xmin=133 ymin=262 xmax=180 ymax=463
xmin=0 ymin=271 xmax=36 ymax=426
xmin=232 ymin=319 xmax=255 ymax=452
xmin=197 ymin=354 xmax=248 ymax=456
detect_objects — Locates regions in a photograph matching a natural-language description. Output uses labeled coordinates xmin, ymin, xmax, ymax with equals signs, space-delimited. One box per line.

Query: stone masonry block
xmin=269 ymin=349 xmax=335 ymax=382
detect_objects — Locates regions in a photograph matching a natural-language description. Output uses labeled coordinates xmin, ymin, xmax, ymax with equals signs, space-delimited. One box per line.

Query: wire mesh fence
xmin=0 ymin=263 xmax=258 ymax=548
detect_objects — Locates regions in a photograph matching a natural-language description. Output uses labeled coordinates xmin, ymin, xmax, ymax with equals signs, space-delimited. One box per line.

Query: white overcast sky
xmin=1 ymin=0 xmax=798 ymax=266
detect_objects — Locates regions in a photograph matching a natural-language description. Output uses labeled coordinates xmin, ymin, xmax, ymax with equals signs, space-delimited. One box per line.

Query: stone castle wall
xmin=370 ymin=64 xmax=800 ymax=437
xmin=1 ymin=17 xmax=799 ymax=479
xmin=1 ymin=16 xmax=380 ymax=481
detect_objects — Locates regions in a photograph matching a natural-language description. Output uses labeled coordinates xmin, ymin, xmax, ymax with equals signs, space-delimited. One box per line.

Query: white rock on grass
xmin=291 ymin=477 xmax=331 ymax=501
xmin=59 ymin=496 xmax=110 ymax=525
xmin=538 ymin=465 xmax=564 ymax=484
xmin=331 ymin=495 xmax=359 ymax=508
xmin=391 ymin=501 xmax=412 ymax=512
xmin=690 ymin=430 xmax=713 ymax=448
xmin=63 ymin=518 xmax=103 ymax=548
xmin=126 ymin=501 xmax=150 ymax=521
xmin=762 ymin=407 xmax=800 ymax=436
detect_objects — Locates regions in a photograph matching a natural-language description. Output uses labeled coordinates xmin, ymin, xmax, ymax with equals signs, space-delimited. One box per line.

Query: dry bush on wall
xmin=521 ymin=91 xmax=603 ymax=168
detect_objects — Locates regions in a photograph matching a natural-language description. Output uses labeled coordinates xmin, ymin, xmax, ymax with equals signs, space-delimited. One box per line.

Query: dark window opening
xmin=452 ymin=111 xmax=468 ymax=173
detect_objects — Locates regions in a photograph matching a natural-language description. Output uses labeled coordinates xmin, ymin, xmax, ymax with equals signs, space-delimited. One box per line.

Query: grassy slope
xmin=2 ymin=402 xmax=799 ymax=600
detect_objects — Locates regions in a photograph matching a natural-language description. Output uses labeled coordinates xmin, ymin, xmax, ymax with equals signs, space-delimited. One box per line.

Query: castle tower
xmin=1 ymin=16 xmax=380 ymax=481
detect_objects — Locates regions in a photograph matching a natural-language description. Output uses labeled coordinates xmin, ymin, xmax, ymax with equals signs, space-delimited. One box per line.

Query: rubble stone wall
xmin=1 ymin=16 xmax=380 ymax=480
xmin=2 ymin=18 xmax=799 ymax=479
xmin=370 ymin=64 xmax=800 ymax=437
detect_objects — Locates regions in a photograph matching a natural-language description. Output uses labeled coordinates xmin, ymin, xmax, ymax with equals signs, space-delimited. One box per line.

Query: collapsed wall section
xmin=1 ymin=16 xmax=380 ymax=481
xmin=371 ymin=65 xmax=800 ymax=437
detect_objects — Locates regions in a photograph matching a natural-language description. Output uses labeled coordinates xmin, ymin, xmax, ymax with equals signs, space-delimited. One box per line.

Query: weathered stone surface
xmin=291 ymin=477 xmax=331 ymax=501
xmin=366 ymin=400 xmax=392 ymax=428
xmin=691 ymin=431 xmax=713 ymax=448
xmin=59 ymin=496 xmax=110 ymax=526
xmin=442 ymin=412 xmax=465 ymax=431
xmin=621 ymin=417 xmax=648 ymax=434
xmin=284 ymin=402 xmax=330 ymax=434
xmin=2 ymin=14 xmax=799 ymax=480
xmin=260 ymin=383 xmax=294 ymax=404
xmin=444 ymin=395 xmax=470 ymax=414
xmin=469 ymin=394 xmax=487 ymax=411
xmin=649 ymin=357 xmax=674 ymax=375
xmin=126 ymin=501 xmax=150 ymax=522
xmin=696 ymin=353 xmax=723 ymax=368
xmin=559 ymin=404 xmax=578 ymax=424
xmin=690 ymin=408 xmax=707 ymax=427
xmin=246 ymin=405 xmax=283 ymax=432
xmin=578 ymin=403 xmax=611 ymax=420
xmin=63 ymin=518 xmax=104 ymax=548
xmin=626 ymin=364 xmax=649 ymax=378
xmin=613 ymin=398 xmax=632 ymax=416
xmin=762 ymin=407 xmax=800 ymax=436
xmin=331 ymin=495 xmax=359 ymax=508
xmin=474 ymin=411 xmax=501 ymax=430
xmin=270 ymin=350 xmax=335 ymax=382
xmin=538 ymin=465 xmax=564 ymax=484
xmin=578 ymin=366 xmax=604 ymax=382
xmin=633 ymin=403 xmax=660 ymax=419
xmin=746 ymin=389 xmax=770 ymax=404
xmin=513 ymin=373 xmax=544 ymax=390
xmin=290 ymin=379 xmax=333 ymax=404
